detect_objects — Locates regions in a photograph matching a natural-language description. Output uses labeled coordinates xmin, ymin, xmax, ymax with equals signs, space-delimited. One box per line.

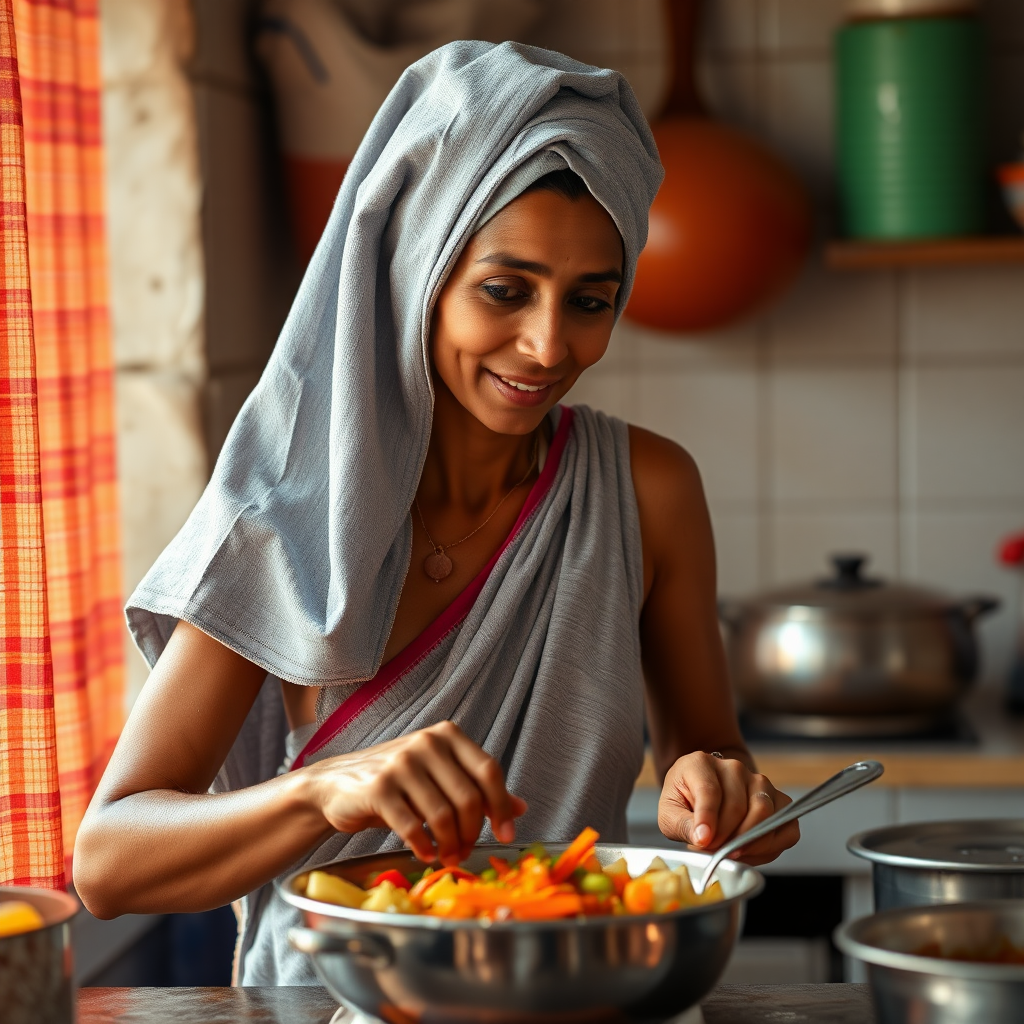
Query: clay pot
xmin=627 ymin=0 xmax=812 ymax=333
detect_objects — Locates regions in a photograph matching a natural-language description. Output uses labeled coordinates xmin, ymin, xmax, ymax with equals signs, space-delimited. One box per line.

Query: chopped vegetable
xmin=306 ymin=871 xmax=366 ymax=909
xmin=303 ymin=827 xmax=727 ymax=922
xmin=369 ymin=869 xmax=411 ymax=890
xmin=550 ymin=827 xmax=599 ymax=883
xmin=0 ymin=900 xmax=45 ymax=938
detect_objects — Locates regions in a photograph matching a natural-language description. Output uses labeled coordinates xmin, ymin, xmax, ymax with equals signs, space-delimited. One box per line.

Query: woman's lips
xmin=487 ymin=370 xmax=559 ymax=407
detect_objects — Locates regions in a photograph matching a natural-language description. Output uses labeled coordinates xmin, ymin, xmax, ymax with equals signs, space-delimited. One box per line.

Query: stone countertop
xmin=635 ymin=686 xmax=1024 ymax=790
xmin=77 ymin=984 xmax=877 ymax=1023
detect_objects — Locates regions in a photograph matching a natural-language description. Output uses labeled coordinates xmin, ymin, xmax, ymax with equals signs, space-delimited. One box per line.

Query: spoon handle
xmin=694 ymin=760 xmax=884 ymax=893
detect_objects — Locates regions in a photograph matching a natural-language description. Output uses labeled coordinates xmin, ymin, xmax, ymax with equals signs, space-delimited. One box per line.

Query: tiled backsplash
xmin=561 ymin=0 xmax=1024 ymax=687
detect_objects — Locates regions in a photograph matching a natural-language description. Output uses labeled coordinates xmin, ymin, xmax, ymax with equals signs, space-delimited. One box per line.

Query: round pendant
xmin=424 ymin=550 xmax=453 ymax=582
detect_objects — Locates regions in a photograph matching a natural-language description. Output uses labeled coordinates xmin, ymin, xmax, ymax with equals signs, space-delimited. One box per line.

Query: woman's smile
xmin=487 ymin=370 xmax=561 ymax=406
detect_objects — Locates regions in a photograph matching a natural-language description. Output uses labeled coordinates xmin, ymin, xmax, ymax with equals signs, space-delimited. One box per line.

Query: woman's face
xmin=431 ymin=188 xmax=624 ymax=436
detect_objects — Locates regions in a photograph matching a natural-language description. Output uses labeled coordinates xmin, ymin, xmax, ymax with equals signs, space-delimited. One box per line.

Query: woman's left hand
xmin=657 ymin=751 xmax=800 ymax=866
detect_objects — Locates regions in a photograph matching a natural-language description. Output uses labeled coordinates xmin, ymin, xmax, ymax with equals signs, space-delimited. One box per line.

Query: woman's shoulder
xmin=626 ymin=424 xmax=711 ymax=596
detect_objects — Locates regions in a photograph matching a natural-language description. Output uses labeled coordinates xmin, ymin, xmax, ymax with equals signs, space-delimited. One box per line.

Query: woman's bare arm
xmin=73 ymin=622 xmax=524 ymax=919
xmin=629 ymin=425 xmax=798 ymax=864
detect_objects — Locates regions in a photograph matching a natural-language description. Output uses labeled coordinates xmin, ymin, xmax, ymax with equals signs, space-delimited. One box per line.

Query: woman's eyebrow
xmin=474 ymin=252 xmax=622 ymax=284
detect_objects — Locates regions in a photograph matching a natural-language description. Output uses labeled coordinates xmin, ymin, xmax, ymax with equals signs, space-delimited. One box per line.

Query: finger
xmin=401 ymin=770 xmax=465 ymax=866
xmin=421 ymin=750 xmax=487 ymax=860
xmin=376 ymin=789 xmax=436 ymax=863
xmin=439 ymin=723 xmax=519 ymax=844
xmin=658 ymin=755 xmax=722 ymax=848
xmin=711 ymin=762 xmax=753 ymax=847
xmin=733 ymin=821 xmax=801 ymax=865
xmin=729 ymin=777 xmax=784 ymax=840
xmin=727 ymin=786 xmax=792 ymax=860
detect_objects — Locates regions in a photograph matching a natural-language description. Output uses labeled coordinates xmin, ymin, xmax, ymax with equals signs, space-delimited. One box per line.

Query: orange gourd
xmin=627 ymin=0 xmax=812 ymax=333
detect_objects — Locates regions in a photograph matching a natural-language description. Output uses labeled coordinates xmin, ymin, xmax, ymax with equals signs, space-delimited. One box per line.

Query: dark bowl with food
xmin=0 ymin=886 xmax=79 ymax=1024
xmin=279 ymin=842 xmax=764 ymax=1023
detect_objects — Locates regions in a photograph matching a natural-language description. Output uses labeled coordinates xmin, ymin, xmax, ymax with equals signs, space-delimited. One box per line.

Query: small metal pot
xmin=849 ymin=820 xmax=1024 ymax=912
xmin=280 ymin=844 xmax=764 ymax=1022
xmin=835 ymin=900 xmax=1024 ymax=1024
xmin=0 ymin=886 xmax=79 ymax=1024
xmin=720 ymin=553 xmax=999 ymax=736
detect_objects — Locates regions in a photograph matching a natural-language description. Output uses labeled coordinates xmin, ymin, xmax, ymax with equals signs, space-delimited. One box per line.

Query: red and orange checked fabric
xmin=0 ymin=0 xmax=63 ymax=889
xmin=1 ymin=0 xmax=123 ymax=888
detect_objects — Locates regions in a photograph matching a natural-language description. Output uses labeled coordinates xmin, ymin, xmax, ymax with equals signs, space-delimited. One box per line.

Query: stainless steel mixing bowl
xmin=848 ymin=820 xmax=1024 ymax=911
xmin=280 ymin=843 xmax=764 ymax=1022
xmin=835 ymin=900 xmax=1024 ymax=1024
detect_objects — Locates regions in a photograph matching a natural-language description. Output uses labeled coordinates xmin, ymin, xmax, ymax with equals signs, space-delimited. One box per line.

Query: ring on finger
xmin=753 ymin=790 xmax=774 ymax=807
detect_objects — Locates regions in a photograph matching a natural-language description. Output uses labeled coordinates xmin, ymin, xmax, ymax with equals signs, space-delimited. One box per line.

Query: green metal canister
xmin=836 ymin=2 xmax=986 ymax=239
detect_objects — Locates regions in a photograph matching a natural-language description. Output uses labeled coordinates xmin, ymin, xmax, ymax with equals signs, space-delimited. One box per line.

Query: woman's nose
xmin=517 ymin=302 xmax=568 ymax=367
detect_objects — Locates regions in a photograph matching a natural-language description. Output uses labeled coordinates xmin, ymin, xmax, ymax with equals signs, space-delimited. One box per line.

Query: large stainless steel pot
xmin=280 ymin=843 xmax=764 ymax=1022
xmin=849 ymin=820 xmax=1024 ymax=911
xmin=720 ymin=553 xmax=999 ymax=737
xmin=0 ymin=886 xmax=79 ymax=1024
xmin=835 ymin=900 xmax=1024 ymax=1024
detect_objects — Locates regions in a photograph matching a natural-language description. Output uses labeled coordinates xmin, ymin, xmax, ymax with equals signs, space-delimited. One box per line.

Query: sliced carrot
xmin=488 ymin=856 xmax=511 ymax=878
xmin=550 ymin=827 xmax=600 ymax=884
xmin=511 ymin=893 xmax=583 ymax=920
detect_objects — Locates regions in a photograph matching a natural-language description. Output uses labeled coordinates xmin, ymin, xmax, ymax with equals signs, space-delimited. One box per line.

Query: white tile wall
xmin=552 ymin=0 xmax=1024 ymax=692
xmin=768 ymin=366 xmax=897 ymax=504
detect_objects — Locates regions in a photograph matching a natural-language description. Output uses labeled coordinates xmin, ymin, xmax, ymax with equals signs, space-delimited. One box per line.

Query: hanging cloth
xmin=0 ymin=0 xmax=63 ymax=888
xmin=1 ymin=0 xmax=124 ymax=884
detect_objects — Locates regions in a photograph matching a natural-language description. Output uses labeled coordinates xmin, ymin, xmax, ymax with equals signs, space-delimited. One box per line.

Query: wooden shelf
xmin=826 ymin=235 xmax=1024 ymax=270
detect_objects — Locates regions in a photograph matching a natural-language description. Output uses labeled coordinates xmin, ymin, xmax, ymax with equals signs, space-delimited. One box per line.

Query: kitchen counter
xmin=77 ymin=984 xmax=877 ymax=1023
xmin=635 ymin=686 xmax=1024 ymax=789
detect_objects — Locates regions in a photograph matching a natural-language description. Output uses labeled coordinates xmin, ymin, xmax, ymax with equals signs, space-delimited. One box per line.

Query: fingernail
xmin=694 ymin=824 xmax=711 ymax=846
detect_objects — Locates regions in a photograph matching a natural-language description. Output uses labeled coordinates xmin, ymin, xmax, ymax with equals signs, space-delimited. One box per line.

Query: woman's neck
xmin=418 ymin=379 xmax=542 ymax=514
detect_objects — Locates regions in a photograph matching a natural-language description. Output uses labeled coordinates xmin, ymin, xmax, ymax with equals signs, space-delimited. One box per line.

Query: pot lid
xmin=848 ymin=821 xmax=1024 ymax=872
xmin=738 ymin=554 xmax=958 ymax=615
xmin=846 ymin=0 xmax=978 ymax=18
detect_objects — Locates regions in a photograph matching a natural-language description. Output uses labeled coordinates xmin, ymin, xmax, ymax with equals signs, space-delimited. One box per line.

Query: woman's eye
xmin=572 ymin=295 xmax=612 ymax=313
xmin=482 ymin=283 xmax=527 ymax=302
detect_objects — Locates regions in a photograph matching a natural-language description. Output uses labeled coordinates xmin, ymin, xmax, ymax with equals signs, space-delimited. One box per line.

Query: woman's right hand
xmin=303 ymin=720 xmax=528 ymax=866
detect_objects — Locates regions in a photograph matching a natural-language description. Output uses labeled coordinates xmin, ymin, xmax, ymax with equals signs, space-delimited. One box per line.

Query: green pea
xmin=580 ymin=872 xmax=613 ymax=895
xmin=520 ymin=843 xmax=548 ymax=862
xmin=480 ymin=868 xmax=499 ymax=882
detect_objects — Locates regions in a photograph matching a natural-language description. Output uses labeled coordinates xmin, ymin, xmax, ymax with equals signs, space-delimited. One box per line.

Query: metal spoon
xmin=693 ymin=759 xmax=884 ymax=894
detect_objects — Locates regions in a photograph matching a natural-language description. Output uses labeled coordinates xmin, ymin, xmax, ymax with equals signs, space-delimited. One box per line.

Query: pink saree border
xmin=291 ymin=406 xmax=575 ymax=770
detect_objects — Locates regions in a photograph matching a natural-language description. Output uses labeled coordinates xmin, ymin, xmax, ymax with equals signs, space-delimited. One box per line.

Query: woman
xmin=74 ymin=41 xmax=798 ymax=984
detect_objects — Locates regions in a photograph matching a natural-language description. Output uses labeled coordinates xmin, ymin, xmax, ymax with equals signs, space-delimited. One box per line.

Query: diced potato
xmin=645 ymin=870 xmax=682 ymax=913
xmin=646 ymin=856 xmax=669 ymax=873
xmin=603 ymin=857 xmax=629 ymax=876
xmin=306 ymin=870 xmax=367 ymax=909
xmin=361 ymin=881 xmax=416 ymax=914
xmin=673 ymin=865 xmax=698 ymax=905
xmin=698 ymin=880 xmax=724 ymax=904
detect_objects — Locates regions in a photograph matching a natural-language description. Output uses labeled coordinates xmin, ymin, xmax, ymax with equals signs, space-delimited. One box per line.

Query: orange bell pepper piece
xmin=550 ymin=827 xmax=600 ymax=884
xmin=510 ymin=893 xmax=583 ymax=920
xmin=409 ymin=866 xmax=476 ymax=900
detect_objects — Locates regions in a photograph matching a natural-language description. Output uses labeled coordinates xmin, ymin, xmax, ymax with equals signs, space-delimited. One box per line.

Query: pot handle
xmin=288 ymin=926 xmax=394 ymax=968
xmin=959 ymin=595 xmax=1001 ymax=623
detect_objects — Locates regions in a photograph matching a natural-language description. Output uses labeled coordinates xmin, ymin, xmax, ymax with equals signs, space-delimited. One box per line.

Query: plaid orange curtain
xmin=0 ymin=0 xmax=123 ymax=888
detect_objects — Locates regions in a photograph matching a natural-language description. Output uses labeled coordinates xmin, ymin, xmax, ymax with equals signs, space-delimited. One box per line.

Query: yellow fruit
xmin=0 ymin=900 xmax=45 ymax=938
xmin=305 ymin=871 xmax=367 ymax=909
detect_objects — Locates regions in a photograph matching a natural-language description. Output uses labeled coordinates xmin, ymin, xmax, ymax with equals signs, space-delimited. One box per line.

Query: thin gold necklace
xmin=414 ymin=433 xmax=539 ymax=583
